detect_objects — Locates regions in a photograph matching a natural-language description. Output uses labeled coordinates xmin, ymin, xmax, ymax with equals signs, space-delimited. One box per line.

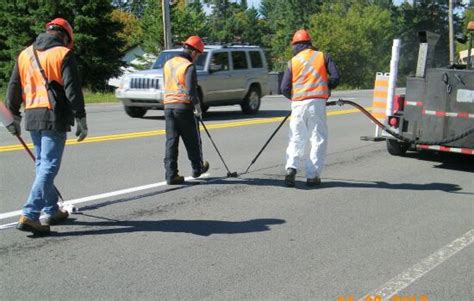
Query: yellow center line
xmin=0 ymin=107 xmax=371 ymax=153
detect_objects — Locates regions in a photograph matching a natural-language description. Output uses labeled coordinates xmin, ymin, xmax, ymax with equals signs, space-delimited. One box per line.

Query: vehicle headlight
xmin=120 ymin=77 xmax=131 ymax=90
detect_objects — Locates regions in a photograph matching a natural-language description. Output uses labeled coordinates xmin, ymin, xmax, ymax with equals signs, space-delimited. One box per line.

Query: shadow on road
xmin=208 ymin=176 xmax=466 ymax=193
xmin=76 ymin=175 xmax=468 ymax=214
xmin=318 ymin=179 xmax=465 ymax=193
xmin=141 ymin=109 xmax=289 ymax=122
xmin=403 ymin=151 xmax=474 ymax=173
xmin=52 ymin=218 xmax=285 ymax=237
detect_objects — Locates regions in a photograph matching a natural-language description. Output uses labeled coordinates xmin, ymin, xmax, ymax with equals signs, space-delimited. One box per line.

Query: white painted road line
xmin=0 ymin=173 xmax=211 ymax=223
xmin=359 ymin=229 xmax=474 ymax=301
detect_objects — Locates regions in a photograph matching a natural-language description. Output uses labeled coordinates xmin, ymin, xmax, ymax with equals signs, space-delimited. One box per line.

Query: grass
xmin=0 ymin=87 xmax=6 ymax=101
xmin=83 ymin=90 xmax=119 ymax=104
xmin=0 ymin=87 xmax=118 ymax=104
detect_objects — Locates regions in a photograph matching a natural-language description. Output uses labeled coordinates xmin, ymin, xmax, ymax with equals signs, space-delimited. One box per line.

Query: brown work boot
xmin=192 ymin=161 xmax=210 ymax=178
xmin=17 ymin=215 xmax=50 ymax=235
xmin=44 ymin=208 xmax=69 ymax=226
xmin=306 ymin=177 xmax=321 ymax=187
xmin=167 ymin=175 xmax=185 ymax=185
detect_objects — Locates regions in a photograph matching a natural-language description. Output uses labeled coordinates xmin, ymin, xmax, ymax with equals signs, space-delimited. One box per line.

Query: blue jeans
xmin=22 ymin=130 xmax=66 ymax=220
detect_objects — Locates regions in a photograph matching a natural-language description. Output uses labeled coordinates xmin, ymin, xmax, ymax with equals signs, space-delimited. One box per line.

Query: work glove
xmin=194 ymin=103 xmax=202 ymax=119
xmin=6 ymin=115 xmax=21 ymax=136
xmin=75 ymin=117 xmax=88 ymax=142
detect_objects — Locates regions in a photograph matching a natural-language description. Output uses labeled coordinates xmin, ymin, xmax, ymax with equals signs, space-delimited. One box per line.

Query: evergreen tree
xmin=0 ymin=0 xmax=125 ymax=91
xmin=259 ymin=0 xmax=322 ymax=70
xmin=73 ymin=1 xmax=125 ymax=91
xmin=0 ymin=0 xmax=40 ymax=88
xmin=311 ymin=1 xmax=394 ymax=88
xmin=392 ymin=0 xmax=462 ymax=81
xmin=140 ymin=0 xmax=164 ymax=54
xmin=171 ymin=0 xmax=208 ymax=43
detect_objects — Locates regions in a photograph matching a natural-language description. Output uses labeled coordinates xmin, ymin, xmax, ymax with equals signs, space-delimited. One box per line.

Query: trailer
xmin=385 ymin=27 xmax=474 ymax=156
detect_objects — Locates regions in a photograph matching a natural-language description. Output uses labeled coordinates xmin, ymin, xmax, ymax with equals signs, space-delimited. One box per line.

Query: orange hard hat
xmin=184 ymin=35 xmax=204 ymax=53
xmin=468 ymin=21 xmax=474 ymax=31
xmin=46 ymin=18 xmax=74 ymax=49
xmin=292 ymin=29 xmax=311 ymax=45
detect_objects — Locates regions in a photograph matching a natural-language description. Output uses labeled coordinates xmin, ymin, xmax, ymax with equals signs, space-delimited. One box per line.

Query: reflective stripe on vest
xmin=163 ymin=56 xmax=192 ymax=105
xmin=291 ymin=49 xmax=329 ymax=101
xmin=17 ymin=45 xmax=69 ymax=110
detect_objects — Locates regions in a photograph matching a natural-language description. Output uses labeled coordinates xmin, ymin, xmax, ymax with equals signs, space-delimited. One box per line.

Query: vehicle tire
xmin=241 ymin=86 xmax=261 ymax=114
xmin=124 ymin=106 xmax=147 ymax=118
xmin=386 ymin=139 xmax=409 ymax=156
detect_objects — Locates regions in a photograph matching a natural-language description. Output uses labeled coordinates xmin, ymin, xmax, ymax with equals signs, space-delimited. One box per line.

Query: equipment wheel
xmin=387 ymin=139 xmax=409 ymax=156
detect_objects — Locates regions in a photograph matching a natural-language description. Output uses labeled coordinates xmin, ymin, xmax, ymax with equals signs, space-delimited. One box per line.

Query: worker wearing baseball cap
xmin=163 ymin=35 xmax=209 ymax=185
xmin=5 ymin=17 xmax=87 ymax=235
xmin=280 ymin=29 xmax=340 ymax=187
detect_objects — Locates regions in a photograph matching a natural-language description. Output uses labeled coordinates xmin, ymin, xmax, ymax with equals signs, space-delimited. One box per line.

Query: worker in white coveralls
xmin=280 ymin=29 xmax=340 ymax=187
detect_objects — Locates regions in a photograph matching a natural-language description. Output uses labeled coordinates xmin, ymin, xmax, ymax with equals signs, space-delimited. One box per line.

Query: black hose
xmin=328 ymin=99 xmax=474 ymax=146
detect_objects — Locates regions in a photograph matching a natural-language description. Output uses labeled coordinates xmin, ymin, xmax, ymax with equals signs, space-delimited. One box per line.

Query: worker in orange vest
xmin=5 ymin=18 xmax=87 ymax=235
xmin=280 ymin=29 xmax=340 ymax=187
xmin=163 ymin=36 xmax=209 ymax=185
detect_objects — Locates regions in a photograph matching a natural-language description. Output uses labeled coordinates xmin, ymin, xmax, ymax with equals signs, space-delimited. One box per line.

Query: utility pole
xmin=448 ymin=0 xmax=455 ymax=65
xmin=162 ymin=0 xmax=172 ymax=50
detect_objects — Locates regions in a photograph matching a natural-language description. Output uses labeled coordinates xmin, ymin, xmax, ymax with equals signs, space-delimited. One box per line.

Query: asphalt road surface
xmin=1 ymin=90 xmax=472 ymax=301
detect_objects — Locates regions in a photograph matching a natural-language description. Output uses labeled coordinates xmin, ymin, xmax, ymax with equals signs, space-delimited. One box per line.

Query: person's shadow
xmin=53 ymin=217 xmax=285 ymax=237
xmin=207 ymin=176 xmax=466 ymax=193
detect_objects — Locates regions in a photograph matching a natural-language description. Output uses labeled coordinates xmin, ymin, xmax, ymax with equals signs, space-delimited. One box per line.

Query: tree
xmin=310 ymin=1 xmax=394 ymax=88
xmin=0 ymin=0 xmax=125 ymax=91
xmin=0 ymin=0 xmax=39 ymax=88
xmin=259 ymin=0 xmax=322 ymax=70
xmin=112 ymin=0 xmax=146 ymax=18
xmin=171 ymin=0 xmax=208 ymax=43
xmin=111 ymin=9 xmax=143 ymax=52
xmin=66 ymin=1 xmax=126 ymax=91
xmin=392 ymin=0 xmax=463 ymax=81
xmin=139 ymin=0 xmax=163 ymax=54
xmin=454 ymin=1 xmax=473 ymax=57
xmin=205 ymin=0 xmax=244 ymax=43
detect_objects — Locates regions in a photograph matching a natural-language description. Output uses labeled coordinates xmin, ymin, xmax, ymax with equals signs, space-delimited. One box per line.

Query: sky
xmin=246 ymin=0 xmax=404 ymax=9
xmin=205 ymin=0 xmax=471 ymax=13
xmin=245 ymin=0 xmax=470 ymax=9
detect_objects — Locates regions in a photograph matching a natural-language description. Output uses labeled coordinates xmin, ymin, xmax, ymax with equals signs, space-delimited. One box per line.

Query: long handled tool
xmin=16 ymin=135 xmax=67 ymax=203
xmin=1 ymin=101 xmax=77 ymax=214
xmin=243 ymin=111 xmax=291 ymax=174
xmin=199 ymin=118 xmax=238 ymax=177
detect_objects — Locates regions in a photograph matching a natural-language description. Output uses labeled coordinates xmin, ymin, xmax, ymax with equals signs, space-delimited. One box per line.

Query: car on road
xmin=115 ymin=45 xmax=270 ymax=118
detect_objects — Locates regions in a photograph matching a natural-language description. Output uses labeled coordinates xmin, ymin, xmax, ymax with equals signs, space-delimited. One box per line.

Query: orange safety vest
xmin=163 ymin=56 xmax=193 ymax=105
xmin=290 ymin=48 xmax=329 ymax=101
xmin=17 ymin=45 xmax=70 ymax=110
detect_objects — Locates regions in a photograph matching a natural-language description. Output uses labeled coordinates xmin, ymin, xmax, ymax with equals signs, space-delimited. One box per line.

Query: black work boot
xmin=17 ymin=215 xmax=50 ymax=235
xmin=167 ymin=175 xmax=185 ymax=185
xmin=44 ymin=208 xmax=69 ymax=226
xmin=284 ymin=168 xmax=297 ymax=187
xmin=192 ymin=161 xmax=210 ymax=178
xmin=306 ymin=177 xmax=321 ymax=187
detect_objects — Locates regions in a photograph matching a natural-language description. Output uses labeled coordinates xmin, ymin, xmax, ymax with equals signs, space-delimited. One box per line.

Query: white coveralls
xmin=285 ymin=98 xmax=328 ymax=179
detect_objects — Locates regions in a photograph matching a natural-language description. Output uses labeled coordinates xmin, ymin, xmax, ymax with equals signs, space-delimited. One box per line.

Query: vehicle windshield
xmin=151 ymin=51 xmax=208 ymax=71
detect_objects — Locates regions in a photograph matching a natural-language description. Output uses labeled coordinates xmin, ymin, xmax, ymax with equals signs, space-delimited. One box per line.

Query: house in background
xmin=459 ymin=48 xmax=474 ymax=64
xmin=108 ymin=45 xmax=156 ymax=87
